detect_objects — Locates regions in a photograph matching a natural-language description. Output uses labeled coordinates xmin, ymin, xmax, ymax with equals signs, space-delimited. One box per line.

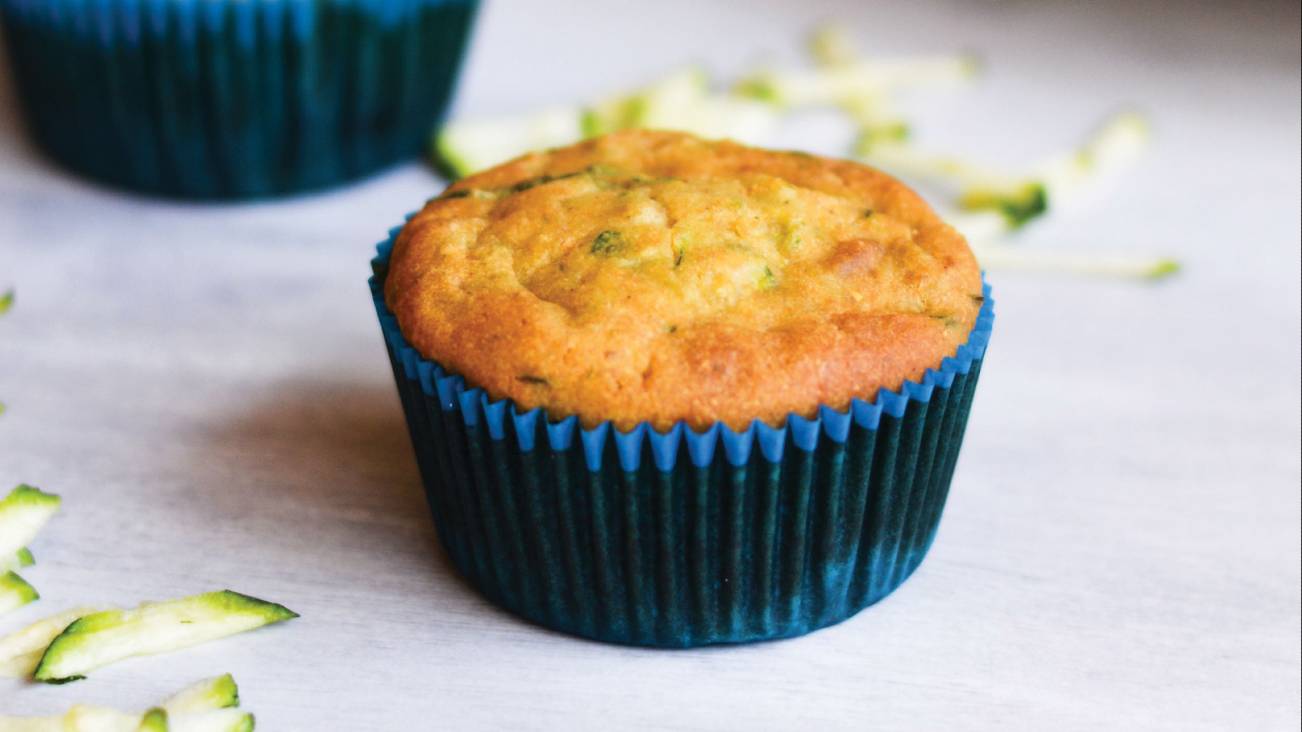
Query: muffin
xmin=372 ymin=130 xmax=994 ymax=647
xmin=0 ymin=0 xmax=479 ymax=199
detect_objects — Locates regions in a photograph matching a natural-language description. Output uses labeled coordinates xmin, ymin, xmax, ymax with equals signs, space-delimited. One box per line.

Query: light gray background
xmin=1 ymin=0 xmax=1299 ymax=729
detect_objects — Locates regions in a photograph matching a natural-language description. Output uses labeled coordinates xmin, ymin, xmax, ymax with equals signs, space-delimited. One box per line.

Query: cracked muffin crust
xmin=385 ymin=130 xmax=982 ymax=431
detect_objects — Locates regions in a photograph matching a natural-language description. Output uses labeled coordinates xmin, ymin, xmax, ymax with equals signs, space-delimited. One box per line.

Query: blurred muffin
xmin=0 ymin=0 xmax=479 ymax=198
xmin=372 ymin=130 xmax=994 ymax=646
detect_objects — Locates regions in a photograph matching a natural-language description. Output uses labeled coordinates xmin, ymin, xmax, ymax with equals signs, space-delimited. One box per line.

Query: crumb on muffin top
xmin=385 ymin=130 xmax=982 ymax=431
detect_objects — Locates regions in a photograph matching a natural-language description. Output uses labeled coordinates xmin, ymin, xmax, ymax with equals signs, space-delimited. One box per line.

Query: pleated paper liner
xmin=0 ymin=0 xmax=478 ymax=199
xmin=371 ymin=230 xmax=994 ymax=647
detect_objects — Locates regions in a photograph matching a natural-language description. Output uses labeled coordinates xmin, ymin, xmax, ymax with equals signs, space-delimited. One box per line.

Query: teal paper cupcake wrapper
xmin=0 ymin=0 xmax=478 ymax=199
xmin=370 ymin=223 xmax=993 ymax=647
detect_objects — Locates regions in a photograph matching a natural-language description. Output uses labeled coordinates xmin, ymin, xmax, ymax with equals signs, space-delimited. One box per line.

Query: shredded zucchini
xmin=583 ymin=68 xmax=710 ymax=136
xmin=0 ymin=547 xmax=34 ymax=574
xmin=0 ymin=606 xmax=102 ymax=678
xmin=0 ymin=572 xmax=38 ymax=615
xmin=434 ymin=106 xmax=585 ymax=179
xmin=1031 ymin=111 xmax=1151 ymax=211
xmin=61 ymin=705 xmax=141 ymax=732
xmin=971 ymin=241 xmax=1180 ymax=280
xmin=138 ymin=709 xmax=169 ymax=732
xmin=163 ymin=674 xmax=240 ymax=714
xmin=0 ymin=485 xmax=61 ymax=560
xmin=434 ymin=25 xmax=1167 ymax=280
xmin=34 ymin=591 xmax=297 ymax=683
xmin=435 ymin=67 xmax=779 ymax=179
xmin=864 ymin=111 xmax=1152 ymax=229
xmin=0 ymin=704 xmax=252 ymax=732
xmin=736 ymin=53 xmax=978 ymax=108
xmin=169 ymin=710 xmax=254 ymax=732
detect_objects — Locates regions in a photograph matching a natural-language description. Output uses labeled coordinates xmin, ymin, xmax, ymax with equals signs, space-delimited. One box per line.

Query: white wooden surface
xmin=1 ymin=0 xmax=1299 ymax=729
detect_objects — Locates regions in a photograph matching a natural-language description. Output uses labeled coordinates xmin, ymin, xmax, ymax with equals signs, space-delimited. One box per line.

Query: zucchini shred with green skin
xmin=434 ymin=67 xmax=780 ymax=179
xmin=0 ymin=571 xmax=39 ymax=615
xmin=0 ymin=547 xmax=35 ymax=574
xmin=168 ymin=709 xmax=255 ymax=732
xmin=163 ymin=674 xmax=241 ymax=714
xmin=0 ymin=606 xmax=101 ymax=679
xmin=0 ymin=485 xmax=61 ymax=560
xmin=33 ymin=591 xmax=297 ymax=684
xmin=139 ymin=708 xmax=170 ymax=732
xmin=432 ymin=23 xmax=1171 ymax=281
xmin=0 ymin=704 xmax=253 ymax=732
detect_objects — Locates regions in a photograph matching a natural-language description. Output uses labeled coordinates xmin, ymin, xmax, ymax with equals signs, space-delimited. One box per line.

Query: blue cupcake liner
xmin=0 ymin=0 xmax=478 ymax=199
xmin=371 ymin=221 xmax=994 ymax=647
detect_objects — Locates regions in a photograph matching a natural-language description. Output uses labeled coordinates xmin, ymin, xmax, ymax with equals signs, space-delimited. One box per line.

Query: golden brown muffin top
xmin=385 ymin=130 xmax=982 ymax=431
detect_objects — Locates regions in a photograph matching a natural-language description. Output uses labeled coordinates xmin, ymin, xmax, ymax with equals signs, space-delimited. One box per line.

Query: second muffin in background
xmin=375 ymin=130 xmax=993 ymax=647
xmin=0 ymin=0 xmax=479 ymax=199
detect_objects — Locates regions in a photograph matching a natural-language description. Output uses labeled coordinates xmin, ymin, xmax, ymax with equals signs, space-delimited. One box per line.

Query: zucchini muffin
xmin=0 ymin=0 xmax=478 ymax=198
xmin=372 ymin=130 xmax=994 ymax=647
xmin=385 ymin=130 xmax=982 ymax=430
